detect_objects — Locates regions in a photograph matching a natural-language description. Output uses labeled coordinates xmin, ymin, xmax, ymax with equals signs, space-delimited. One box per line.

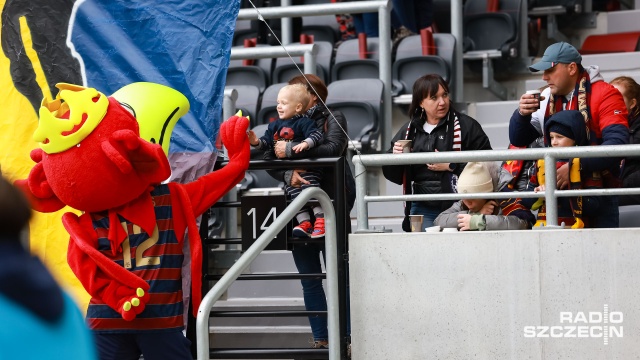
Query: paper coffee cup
xmin=397 ymin=140 xmax=412 ymax=153
xmin=526 ymin=89 xmax=541 ymax=109
xmin=409 ymin=215 xmax=423 ymax=232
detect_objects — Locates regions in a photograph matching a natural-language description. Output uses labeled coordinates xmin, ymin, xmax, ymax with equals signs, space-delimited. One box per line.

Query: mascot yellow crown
xmin=34 ymin=83 xmax=108 ymax=154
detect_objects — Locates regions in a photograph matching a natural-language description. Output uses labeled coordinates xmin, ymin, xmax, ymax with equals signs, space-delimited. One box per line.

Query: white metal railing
xmin=196 ymin=187 xmax=340 ymax=360
xmin=352 ymin=145 xmax=640 ymax=231
xmin=230 ymin=44 xmax=318 ymax=76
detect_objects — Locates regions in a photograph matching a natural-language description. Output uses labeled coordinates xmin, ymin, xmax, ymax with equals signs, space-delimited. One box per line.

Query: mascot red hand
xmin=18 ymin=83 xmax=250 ymax=333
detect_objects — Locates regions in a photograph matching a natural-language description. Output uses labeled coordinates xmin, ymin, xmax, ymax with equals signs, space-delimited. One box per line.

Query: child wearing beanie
xmin=434 ymin=162 xmax=535 ymax=231
xmin=532 ymin=110 xmax=602 ymax=228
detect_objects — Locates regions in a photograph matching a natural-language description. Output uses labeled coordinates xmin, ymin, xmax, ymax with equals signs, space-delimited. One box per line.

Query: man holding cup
xmin=508 ymin=41 xmax=629 ymax=227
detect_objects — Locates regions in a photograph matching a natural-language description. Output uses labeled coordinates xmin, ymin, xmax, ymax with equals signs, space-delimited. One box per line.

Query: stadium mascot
xmin=16 ymin=82 xmax=250 ymax=359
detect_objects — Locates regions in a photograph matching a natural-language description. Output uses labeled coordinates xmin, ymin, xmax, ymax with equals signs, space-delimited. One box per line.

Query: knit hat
xmin=457 ymin=162 xmax=493 ymax=194
xmin=547 ymin=122 xmax=575 ymax=140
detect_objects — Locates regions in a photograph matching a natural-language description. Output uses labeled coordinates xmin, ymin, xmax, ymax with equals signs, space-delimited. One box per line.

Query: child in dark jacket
xmin=532 ymin=110 xmax=603 ymax=228
xmin=248 ymin=84 xmax=326 ymax=238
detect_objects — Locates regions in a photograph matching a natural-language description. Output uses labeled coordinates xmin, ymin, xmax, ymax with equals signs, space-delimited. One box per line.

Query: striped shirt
xmin=86 ymin=185 xmax=184 ymax=333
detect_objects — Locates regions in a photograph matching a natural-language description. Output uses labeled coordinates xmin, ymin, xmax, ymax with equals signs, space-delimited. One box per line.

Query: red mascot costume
xmin=17 ymin=83 xmax=250 ymax=359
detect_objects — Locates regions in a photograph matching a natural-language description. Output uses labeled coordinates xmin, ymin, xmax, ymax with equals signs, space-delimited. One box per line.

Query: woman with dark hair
xmin=268 ymin=74 xmax=355 ymax=349
xmin=382 ymin=74 xmax=492 ymax=231
xmin=611 ymin=76 xmax=640 ymax=205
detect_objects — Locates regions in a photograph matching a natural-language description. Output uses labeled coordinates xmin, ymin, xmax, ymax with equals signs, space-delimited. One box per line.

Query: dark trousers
xmin=94 ymin=330 xmax=192 ymax=360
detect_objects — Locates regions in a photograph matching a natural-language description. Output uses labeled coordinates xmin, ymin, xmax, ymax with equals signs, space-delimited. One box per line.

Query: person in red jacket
xmin=509 ymin=41 xmax=628 ymax=227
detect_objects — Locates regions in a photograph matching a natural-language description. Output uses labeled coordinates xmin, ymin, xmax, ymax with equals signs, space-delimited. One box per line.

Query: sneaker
xmin=292 ymin=220 xmax=312 ymax=237
xmin=311 ymin=218 xmax=325 ymax=238
xmin=310 ymin=339 xmax=328 ymax=349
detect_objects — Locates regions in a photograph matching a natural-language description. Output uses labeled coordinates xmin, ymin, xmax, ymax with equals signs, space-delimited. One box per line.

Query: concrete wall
xmin=349 ymin=229 xmax=640 ymax=360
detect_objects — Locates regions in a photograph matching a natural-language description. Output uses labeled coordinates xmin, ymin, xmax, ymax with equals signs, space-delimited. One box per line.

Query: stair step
xmin=210 ymin=325 xmax=310 ymax=334
xmin=209 ymin=298 xmax=310 ymax=327
xmin=209 ymin=326 xmax=315 ymax=351
xmin=209 ymin=348 xmax=328 ymax=359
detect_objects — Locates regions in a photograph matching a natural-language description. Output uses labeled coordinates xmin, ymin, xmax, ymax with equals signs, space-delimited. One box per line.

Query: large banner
xmin=0 ymin=0 xmax=239 ymax=308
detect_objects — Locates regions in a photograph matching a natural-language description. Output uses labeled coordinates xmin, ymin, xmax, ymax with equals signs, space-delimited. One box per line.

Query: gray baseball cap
xmin=529 ymin=42 xmax=582 ymax=72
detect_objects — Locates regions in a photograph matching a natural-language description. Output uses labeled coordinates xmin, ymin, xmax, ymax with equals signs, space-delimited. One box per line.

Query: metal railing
xmin=196 ymin=187 xmax=340 ymax=360
xmin=352 ymin=145 xmax=640 ymax=231
xmin=230 ymin=44 xmax=319 ymax=76
xmin=238 ymin=0 xmax=394 ymax=149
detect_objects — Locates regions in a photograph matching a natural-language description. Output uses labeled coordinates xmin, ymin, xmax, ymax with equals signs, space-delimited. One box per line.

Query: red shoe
xmin=311 ymin=218 xmax=325 ymax=238
xmin=292 ymin=220 xmax=312 ymax=237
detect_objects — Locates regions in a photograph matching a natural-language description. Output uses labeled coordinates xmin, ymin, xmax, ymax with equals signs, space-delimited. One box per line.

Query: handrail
xmin=230 ymin=44 xmax=318 ymax=76
xmin=238 ymin=0 xmax=394 ymax=152
xmin=352 ymin=144 xmax=640 ymax=231
xmin=196 ymin=187 xmax=339 ymax=360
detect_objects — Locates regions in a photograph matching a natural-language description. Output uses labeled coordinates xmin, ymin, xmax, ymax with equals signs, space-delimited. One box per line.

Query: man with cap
xmin=508 ymin=41 xmax=628 ymax=228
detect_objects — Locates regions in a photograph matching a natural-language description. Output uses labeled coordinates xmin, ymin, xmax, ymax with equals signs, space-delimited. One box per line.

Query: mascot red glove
xmin=17 ymin=83 xmax=250 ymax=331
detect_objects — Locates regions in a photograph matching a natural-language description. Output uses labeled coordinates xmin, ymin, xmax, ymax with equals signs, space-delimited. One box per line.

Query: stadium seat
xmin=232 ymin=19 xmax=259 ymax=46
xmin=580 ymin=32 xmax=640 ymax=54
xmin=332 ymin=37 xmax=381 ymax=82
xmin=225 ymin=85 xmax=261 ymax=124
xmin=463 ymin=0 xmax=522 ymax=59
xmin=302 ymin=15 xmax=341 ymax=44
xmin=392 ymin=32 xmax=456 ymax=96
xmin=299 ymin=0 xmax=340 ymax=44
xmin=326 ymin=79 xmax=384 ymax=152
xmin=256 ymin=83 xmax=287 ymax=125
xmin=227 ymin=45 xmax=273 ymax=93
xmin=272 ymin=41 xmax=333 ymax=84
xmin=462 ymin=0 xmax=525 ymax=99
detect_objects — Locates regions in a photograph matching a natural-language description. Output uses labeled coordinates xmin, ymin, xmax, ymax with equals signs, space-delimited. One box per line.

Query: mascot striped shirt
xmin=87 ymin=185 xmax=184 ymax=332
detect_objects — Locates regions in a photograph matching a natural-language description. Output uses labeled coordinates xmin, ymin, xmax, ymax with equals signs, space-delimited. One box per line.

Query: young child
xmin=532 ymin=110 xmax=602 ymax=228
xmin=248 ymin=84 xmax=326 ymax=237
xmin=434 ymin=161 xmax=535 ymax=231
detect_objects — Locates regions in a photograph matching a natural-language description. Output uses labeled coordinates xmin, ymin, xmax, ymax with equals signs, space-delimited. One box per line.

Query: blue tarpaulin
xmin=71 ymin=0 xmax=240 ymax=153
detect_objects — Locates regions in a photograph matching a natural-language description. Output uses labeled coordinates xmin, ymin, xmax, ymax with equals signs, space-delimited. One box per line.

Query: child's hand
xmin=292 ymin=142 xmax=309 ymax=153
xmin=534 ymin=185 xmax=546 ymax=192
xmin=247 ymin=130 xmax=258 ymax=146
xmin=479 ymin=200 xmax=497 ymax=215
xmin=457 ymin=214 xmax=472 ymax=231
